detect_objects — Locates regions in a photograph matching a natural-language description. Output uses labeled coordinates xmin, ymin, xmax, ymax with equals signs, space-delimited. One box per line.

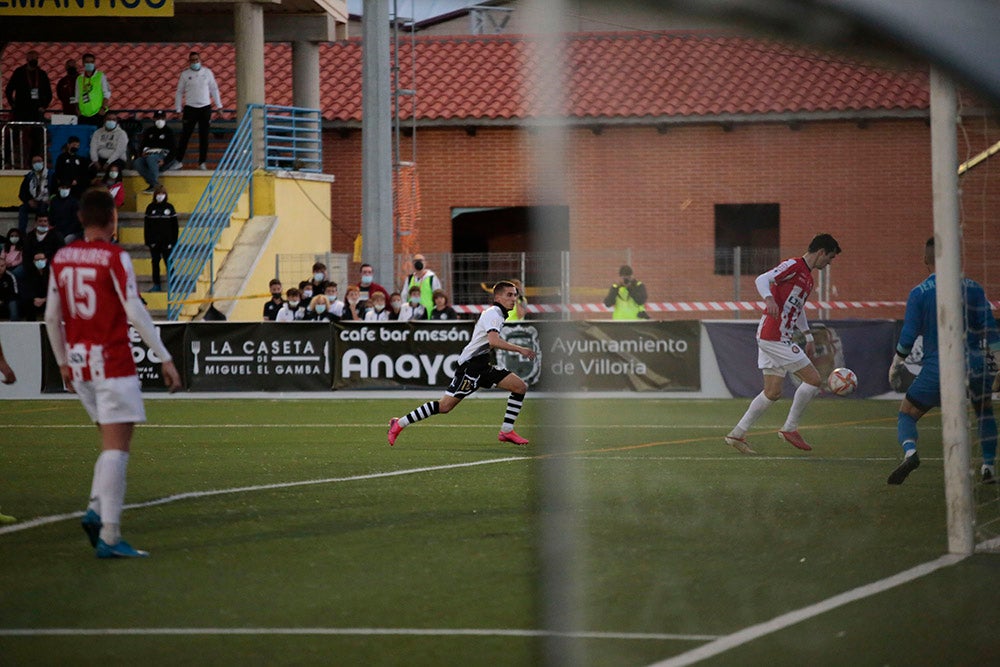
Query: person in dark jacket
xmin=53 ymin=136 xmax=89 ymax=199
xmin=134 ymin=110 xmax=176 ymax=193
xmin=4 ymin=50 xmax=52 ymax=160
xmin=17 ymin=156 xmax=49 ymax=233
xmin=49 ymin=182 xmax=82 ymax=242
xmin=143 ymin=185 xmax=179 ymax=292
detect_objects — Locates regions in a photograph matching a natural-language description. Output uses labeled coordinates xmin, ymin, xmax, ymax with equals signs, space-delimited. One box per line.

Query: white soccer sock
xmin=87 ymin=457 xmax=102 ymax=514
xmin=94 ymin=450 xmax=129 ymax=545
xmin=732 ymin=392 xmax=777 ymax=437
xmin=783 ymin=382 xmax=820 ymax=432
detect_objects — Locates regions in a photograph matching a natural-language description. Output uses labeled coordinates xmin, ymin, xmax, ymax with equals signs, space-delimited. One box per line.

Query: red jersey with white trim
xmin=47 ymin=240 xmax=138 ymax=381
xmin=756 ymin=257 xmax=814 ymax=342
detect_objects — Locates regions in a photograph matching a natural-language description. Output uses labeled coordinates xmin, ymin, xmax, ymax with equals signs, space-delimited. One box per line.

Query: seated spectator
xmin=364 ymin=291 xmax=391 ymax=321
xmin=263 ymin=278 xmax=283 ymax=321
xmin=388 ymin=292 xmax=402 ymax=320
xmin=307 ymin=262 xmax=330 ymax=295
xmin=323 ymin=282 xmax=344 ymax=319
xmin=0 ymin=256 xmax=20 ymax=321
xmin=88 ymin=114 xmax=129 ymax=181
xmin=17 ymin=155 xmax=49 ymax=233
xmin=22 ymin=211 xmax=65 ymax=266
xmin=306 ymin=294 xmax=337 ymax=322
xmin=53 ymin=136 xmax=88 ymax=199
xmin=134 ymin=110 xmax=176 ymax=194
xmin=275 ymin=287 xmax=306 ymax=321
xmin=341 ymin=285 xmax=365 ymax=321
xmin=144 ymin=185 xmax=178 ymax=292
xmin=21 ymin=251 xmax=50 ymax=321
xmin=298 ymin=280 xmax=315 ymax=309
xmin=102 ymin=163 xmax=126 ymax=209
xmin=430 ymin=289 xmax=458 ymax=320
xmin=49 ymin=182 xmax=82 ymax=242
xmin=398 ymin=285 xmax=426 ymax=322
xmin=1 ymin=229 xmax=25 ymax=283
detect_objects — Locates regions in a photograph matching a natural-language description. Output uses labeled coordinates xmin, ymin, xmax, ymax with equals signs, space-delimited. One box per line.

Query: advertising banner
xmin=0 ymin=0 xmax=175 ymax=18
xmin=334 ymin=321 xmax=475 ymax=389
xmin=704 ymin=319 xmax=896 ymax=398
xmin=507 ymin=320 xmax=701 ymax=392
xmin=41 ymin=322 xmax=185 ymax=393
xmin=185 ymin=322 xmax=333 ymax=391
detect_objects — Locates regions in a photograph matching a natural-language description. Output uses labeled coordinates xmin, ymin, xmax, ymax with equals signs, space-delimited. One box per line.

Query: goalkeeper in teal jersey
xmin=888 ymin=237 xmax=1000 ymax=485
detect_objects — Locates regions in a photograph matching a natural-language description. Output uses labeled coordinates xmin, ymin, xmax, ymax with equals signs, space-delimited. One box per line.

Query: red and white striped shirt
xmin=756 ymin=257 xmax=813 ymax=342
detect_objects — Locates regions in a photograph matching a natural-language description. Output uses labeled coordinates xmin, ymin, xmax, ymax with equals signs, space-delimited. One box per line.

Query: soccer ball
xmin=828 ymin=367 xmax=858 ymax=396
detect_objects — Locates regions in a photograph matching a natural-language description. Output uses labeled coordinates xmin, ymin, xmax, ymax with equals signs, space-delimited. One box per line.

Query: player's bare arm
xmin=487 ymin=330 xmax=537 ymax=359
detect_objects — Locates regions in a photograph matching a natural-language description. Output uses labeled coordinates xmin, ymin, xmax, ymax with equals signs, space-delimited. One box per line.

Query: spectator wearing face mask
xmin=388 ymin=292 xmax=403 ymax=320
xmin=305 ymin=262 xmax=330 ymax=294
xmin=400 ymin=253 xmax=442 ymax=320
xmin=75 ymin=52 xmax=111 ymax=127
xmin=263 ymin=278 xmax=284 ymax=321
xmin=22 ymin=212 xmax=65 ymax=268
xmin=102 ymin=163 xmax=126 ymax=209
xmin=54 ymin=136 xmax=88 ymax=199
xmin=17 ymin=155 xmax=49 ymax=233
xmin=49 ymin=181 xmax=82 ymax=242
xmin=56 ymin=59 xmax=79 ymax=116
xmin=22 ymin=251 xmax=51 ymax=321
xmin=398 ymin=285 xmax=427 ymax=322
xmin=134 ymin=111 xmax=176 ymax=194
xmin=306 ymin=294 xmax=337 ymax=322
xmin=89 ymin=115 xmax=129 ymax=181
xmin=358 ymin=263 xmax=390 ymax=305
xmin=275 ymin=287 xmax=307 ymax=321
xmin=364 ymin=291 xmax=391 ymax=321
xmin=2 ymin=229 xmax=25 ymax=283
xmin=143 ymin=185 xmax=178 ymax=293
xmin=322 ymin=282 xmax=344 ymax=319
xmin=5 ymin=49 xmax=52 ymax=160
xmin=171 ymin=51 xmax=223 ymax=171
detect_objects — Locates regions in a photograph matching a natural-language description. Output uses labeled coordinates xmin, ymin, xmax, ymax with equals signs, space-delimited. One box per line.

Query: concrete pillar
xmin=235 ymin=1 xmax=266 ymax=167
xmin=361 ymin=0 xmax=393 ymax=284
xmin=292 ymin=40 xmax=321 ymax=111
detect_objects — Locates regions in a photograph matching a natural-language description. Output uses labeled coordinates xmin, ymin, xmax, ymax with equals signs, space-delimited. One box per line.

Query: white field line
xmin=646 ymin=553 xmax=968 ymax=667
xmin=0 ymin=627 xmax=718 ymax=642
xmin=0 ymin=457 xmax=526 ymax=537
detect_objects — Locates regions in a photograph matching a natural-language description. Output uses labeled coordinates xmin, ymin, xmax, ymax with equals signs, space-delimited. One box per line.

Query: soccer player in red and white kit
xmin=44 ymin=187 xmax=181 ymax=558
xmin=725 ymin=234 xmax=841 ymax=454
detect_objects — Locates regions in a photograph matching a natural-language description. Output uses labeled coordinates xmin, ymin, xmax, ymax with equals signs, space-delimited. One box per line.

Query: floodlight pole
xmin=929 ymin=67 xmax=974 ymax=556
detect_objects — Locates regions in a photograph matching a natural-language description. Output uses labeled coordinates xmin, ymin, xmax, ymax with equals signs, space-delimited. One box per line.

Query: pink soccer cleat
xmin=778 ymin=430 xmax=812 ymax=451
xmin=387 ymin=418 xmax=402 ymax=446
xmin=498 ymin=429 xmax=529 ymax=445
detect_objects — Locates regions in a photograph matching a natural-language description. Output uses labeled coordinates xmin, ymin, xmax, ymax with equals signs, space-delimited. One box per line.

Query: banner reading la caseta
xmin=0 ymin=0 xmax=174 ymax=17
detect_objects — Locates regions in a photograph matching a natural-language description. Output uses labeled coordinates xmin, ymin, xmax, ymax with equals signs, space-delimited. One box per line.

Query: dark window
xmin=714 ymin=203 xmax=780 ymax=276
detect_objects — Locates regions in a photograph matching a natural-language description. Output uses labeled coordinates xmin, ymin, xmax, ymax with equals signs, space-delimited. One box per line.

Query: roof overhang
xmin=0 ymin=0 xmax=347 ymax=43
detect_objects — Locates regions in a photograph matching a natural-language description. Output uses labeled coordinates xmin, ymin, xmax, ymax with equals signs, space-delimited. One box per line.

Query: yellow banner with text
xmin=0 ymin=0 xmax=174 ymax=17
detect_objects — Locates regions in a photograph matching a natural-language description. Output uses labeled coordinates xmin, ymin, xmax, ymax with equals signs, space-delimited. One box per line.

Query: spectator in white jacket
xmin=88 ymin=115 xmax=129 ymax=181
xmin=172 ymin=51 xmax=223 ymax=170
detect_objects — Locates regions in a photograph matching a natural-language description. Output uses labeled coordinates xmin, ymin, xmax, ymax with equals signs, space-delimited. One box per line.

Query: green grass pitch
xmin=1 ymin=396 xmax=999 ymax=666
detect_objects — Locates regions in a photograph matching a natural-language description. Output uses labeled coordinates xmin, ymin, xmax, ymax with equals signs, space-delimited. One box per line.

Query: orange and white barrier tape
xmin=452 ymin=300 xmax=1000 ymax=315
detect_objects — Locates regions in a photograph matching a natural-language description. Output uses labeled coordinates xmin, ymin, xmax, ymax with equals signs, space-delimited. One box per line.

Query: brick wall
xmin=324 ymin=117 xmax=1000 ymax=316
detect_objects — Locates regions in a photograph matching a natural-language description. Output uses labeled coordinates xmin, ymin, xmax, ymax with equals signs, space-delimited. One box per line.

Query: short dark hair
xmin=312 ymin=262 xmax=326 ymax=272
xmin=807 ymin=234 xmax=842 ymax=255
xmin=269 ymin=278 xmax=282 ymax=288
xmin=360 ymin=263 xmax=373 ymax=271
xmin=82 ymin=52 xmax=95 ymax=61
xmin=493 ymin=280 xmax=515 ymax=296
xmin=286 ymin=287 xmax=300 ymax=298
xmin=79 ymin=188 xmax=116 ymax=229
xmin=619 ymin=265 xmax=633 ymax=277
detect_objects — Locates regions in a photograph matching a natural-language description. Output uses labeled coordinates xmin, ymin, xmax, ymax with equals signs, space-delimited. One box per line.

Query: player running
xmin=387 ymin=280 xmax=537 ymax=446
xmin=44 ymin=187 xmax=181 ymax=559
xmin=725 ymin=233 xmax=842 ymax=454
xmin=886 ymin=237 xmax=999 ymax=485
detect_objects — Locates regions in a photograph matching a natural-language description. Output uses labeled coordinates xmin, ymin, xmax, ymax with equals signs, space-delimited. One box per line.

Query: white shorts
xmin=757 ymin=339 xmax=812 ymax=377
xmin=75 ymin=375 xmax=146 ymax=424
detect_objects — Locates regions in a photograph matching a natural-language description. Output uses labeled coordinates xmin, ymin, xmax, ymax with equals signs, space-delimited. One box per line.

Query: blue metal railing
xmin=166 ymin=104 xmax=323 ymax=320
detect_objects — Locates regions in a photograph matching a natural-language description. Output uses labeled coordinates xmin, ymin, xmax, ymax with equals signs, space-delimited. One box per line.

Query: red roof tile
xmin=3 ymin=33 xmax=929 ymax=123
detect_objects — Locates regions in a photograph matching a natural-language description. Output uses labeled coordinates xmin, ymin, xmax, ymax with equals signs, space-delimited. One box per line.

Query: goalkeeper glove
xmin=889 ymin=355 xmax=905 ymax=391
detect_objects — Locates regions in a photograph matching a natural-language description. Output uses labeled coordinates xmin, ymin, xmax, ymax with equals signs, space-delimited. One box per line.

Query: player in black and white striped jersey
xmin=387 ymin=281 xmax=537 ymax=446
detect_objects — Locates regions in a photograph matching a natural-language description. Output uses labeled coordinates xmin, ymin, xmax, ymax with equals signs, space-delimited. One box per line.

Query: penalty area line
xmin=0 ymin=627 xmax=719 ymax=642
xmin=646 ymin=552 xmax=968 ymax=667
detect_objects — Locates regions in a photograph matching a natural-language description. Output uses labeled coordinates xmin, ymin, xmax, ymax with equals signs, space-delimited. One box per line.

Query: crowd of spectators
xmin=262 ymin=258 xmax=469 ymax=325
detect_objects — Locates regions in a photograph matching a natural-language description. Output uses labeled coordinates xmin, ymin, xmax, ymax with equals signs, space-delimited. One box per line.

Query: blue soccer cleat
xmin=96 ymin=539 xmax=149 ymax=559
xmin=81 ymin=509 xmax=102 ymax=547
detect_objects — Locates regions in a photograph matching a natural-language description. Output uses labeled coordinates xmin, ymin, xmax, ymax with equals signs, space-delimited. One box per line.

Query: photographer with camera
xmin=604 ymin=265 xmax=649 ymax=320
